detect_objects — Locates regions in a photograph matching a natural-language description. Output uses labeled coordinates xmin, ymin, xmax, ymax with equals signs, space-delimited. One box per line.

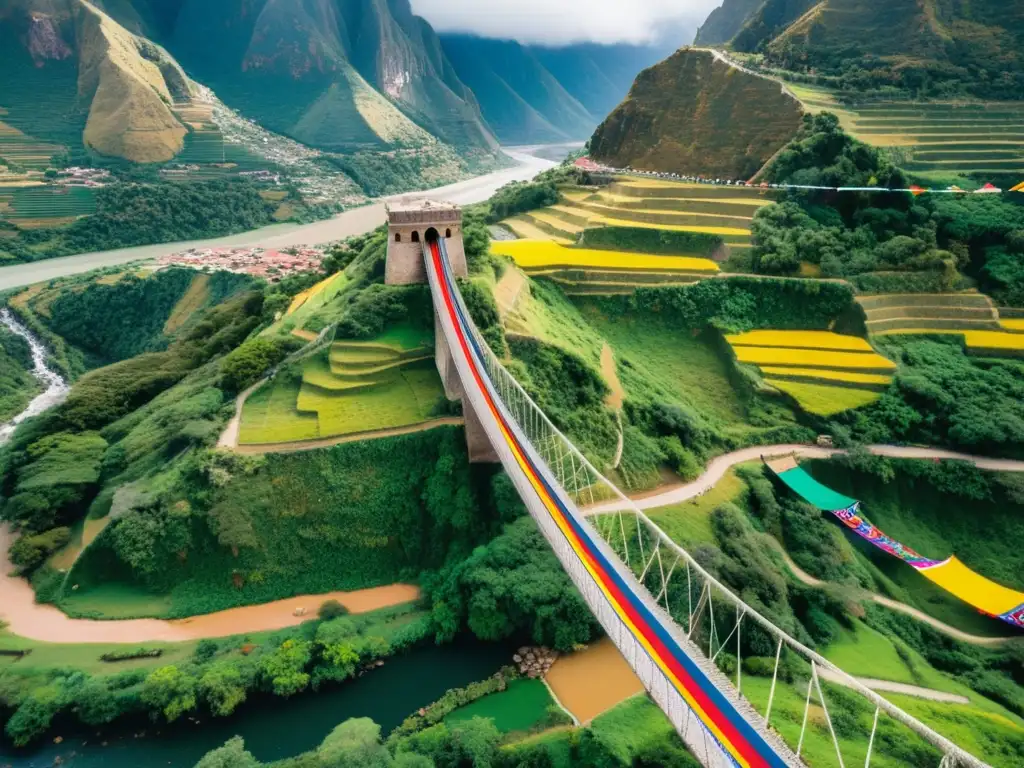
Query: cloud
xmin=410 ymin=0 xmax=721 ymax=46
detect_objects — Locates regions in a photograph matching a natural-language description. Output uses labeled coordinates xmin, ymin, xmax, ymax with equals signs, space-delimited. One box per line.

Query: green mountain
xmin=700 ymin=0 xmax=1024 ymax=99
xmin=0 ymin=0 xmax=194 ymax=163
xmin=694 ymin=0 xmax=763 ymax=46
xmin=154 ymin=0 xmax=497 ymax=153
xmin=439 ymin=36 xmax=682 ymax=145
xmin=589 ymin=48 xmax=803 ymax=178
xmin=438 ymin=35 xmax=595 ymax=144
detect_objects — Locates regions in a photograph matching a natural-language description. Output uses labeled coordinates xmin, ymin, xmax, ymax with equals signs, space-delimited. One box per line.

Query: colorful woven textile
xmin=768 ymin=460 xmax=1024 ymax=630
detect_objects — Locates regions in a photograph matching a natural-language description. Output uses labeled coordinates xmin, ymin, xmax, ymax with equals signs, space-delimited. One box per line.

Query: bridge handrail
xmin=431 ymin=243 xmax=987 ymax=768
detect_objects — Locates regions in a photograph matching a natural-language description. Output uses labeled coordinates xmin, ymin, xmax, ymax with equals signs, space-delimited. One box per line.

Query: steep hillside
xmin=694 ymin=0 xmax=763 ymax=45
xmin=161 ymin=0 xmax=497 ymax=154
xmin=0 ymin=0 xmax=192 ymax=163
xmin=590 ymin=49 xmax=804 ymax=178
xmin=439 ymin=35 xmax=596 ymax=145
xmin=739 ymin=0 xmax=1024 ymax=99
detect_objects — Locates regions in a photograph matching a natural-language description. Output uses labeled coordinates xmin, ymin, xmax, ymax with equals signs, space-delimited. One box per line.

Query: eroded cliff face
xmin=590 ymin=48 xmax=804 ymax=179
xmin=3 ymin=0 xmax=190 ymax=163
xmin=76 ymin=1 xmax=188 ymax=163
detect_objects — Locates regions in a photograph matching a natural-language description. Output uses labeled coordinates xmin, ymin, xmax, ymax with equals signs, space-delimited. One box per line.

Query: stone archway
xmin=425 ymin=227 xmax=440 ymax=244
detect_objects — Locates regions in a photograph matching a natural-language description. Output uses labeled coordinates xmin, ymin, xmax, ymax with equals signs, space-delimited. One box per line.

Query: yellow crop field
xmin=287 ymin=272 xmax=336 ymax=315
xmin=593 ymin=216 xmax=750 ymax=236
xmin=503 ymin=219 xmax=573 ymax=244
xmin=490 ymin=241 xmax=719 ymax=273
xmin=766 ymin=379 xmax=881 ymax=416
xmin=874 ymin=328 xmax=1024 ymax=351
xmin=530 ymin=211 xmax=583 ymax=233
xmin=1001 ymin=319 xmax=1024 ymax=331
xmin=759 ymin=367 xmax=892 ymax=386
xmin=726 ymin=330 xmax=873 ymax=352
xmin=591 ymin=204 xmax=754 ymax=221
xmin=733 ymin=346 xmax=896 ymax=371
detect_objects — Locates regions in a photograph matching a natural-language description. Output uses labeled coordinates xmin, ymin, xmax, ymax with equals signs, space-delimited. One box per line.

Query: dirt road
xmin=0 ymin=525 xmax=419 ymax=644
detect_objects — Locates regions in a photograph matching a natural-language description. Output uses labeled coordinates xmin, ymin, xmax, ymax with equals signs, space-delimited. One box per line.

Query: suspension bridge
xmin=411 ymin=219 xmax=991 ymax=767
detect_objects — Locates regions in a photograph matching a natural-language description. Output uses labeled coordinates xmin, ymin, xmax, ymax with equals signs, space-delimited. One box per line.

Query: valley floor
xmin=0 ymin=524 xmax=418 ymax=643
xmin=0 ymin=146 xmax=559 ymax=292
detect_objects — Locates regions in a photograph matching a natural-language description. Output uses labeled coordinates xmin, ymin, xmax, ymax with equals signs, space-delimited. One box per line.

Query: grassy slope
xmin=63 ymin=427 xmax=484 ymax=618
xmin=445 ymin=679 xmax=554 ymax=733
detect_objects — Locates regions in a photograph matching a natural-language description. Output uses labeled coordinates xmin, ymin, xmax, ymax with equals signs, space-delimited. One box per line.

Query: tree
xmin=221 ymin=338 xmax=289 ymax=393
xmin=318 ymin=718 xmax=392 ymax=768
xmin=199 ymin=662 xmax=249 ymax=716
xmin=9 ymin=527 xmax=71 ymax=574
xmin=194 ymin=736 xmax=260 ymax=768
xmin=74 ymin=678 xmax=120 ymax=726
xmin=141 ymin=665 xmax=197 ymax=722
xmin=259 ymin=639 xmax=312 ymax=697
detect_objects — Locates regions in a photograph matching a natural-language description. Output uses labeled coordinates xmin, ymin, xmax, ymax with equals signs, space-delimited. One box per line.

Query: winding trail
xmin=586 ymin=443 xmax=1023 ymax=647
xmin=0 ymin=525 xmax=419 ymax=644
xmin=589 ymin=443 xmax=1024 ymax=514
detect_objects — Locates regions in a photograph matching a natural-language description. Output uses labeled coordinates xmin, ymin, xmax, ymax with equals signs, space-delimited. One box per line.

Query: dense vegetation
xmin=0 ymin=181 xmax=274 ymax=264
xmin=752 ymin=114 xmax=1024 ymax=299
xmin=824 ymin=335 xmax=1024 ymax=457
xmin=0 ymin=324 xmax=38 ymax=423
xmin=0 ymin=288 xmax=271 ymax=579
xmin=1 ymin=604 xmax=434 ymax=747
xmin=578 ymin=226 xmax=725 ymax=258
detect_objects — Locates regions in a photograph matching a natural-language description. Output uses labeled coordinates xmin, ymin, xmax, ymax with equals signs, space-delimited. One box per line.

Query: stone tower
xmin=384 ymin=199 xmax=496 ymax=463
xmin=385 ymin=199 xmax=467 ymax=285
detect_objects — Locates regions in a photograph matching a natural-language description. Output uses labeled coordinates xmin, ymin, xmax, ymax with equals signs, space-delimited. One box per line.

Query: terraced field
xmin=491 ymin=241 xmax=719 ymax=296
xmin=502 ymin=178 xmax=777 ymax=249
xmin=789 ymin=85 xmax=1024 ymax=179
xmin=0 ymin=186 xmax=96 ymax=228
xmin=873 ymin=328 xmax=1024 ymax=358
xmin=239 ymin=325 xmax=445 ymax=444
xmin=856 ymin=293 xmax=1000 ymax=335
xmin=725 ymin=330 xmax=895 ymax=416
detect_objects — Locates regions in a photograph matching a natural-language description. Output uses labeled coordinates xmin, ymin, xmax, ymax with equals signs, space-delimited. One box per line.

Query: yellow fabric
xmin=920 ymin=557 xmax=1024 ymax=616
xmin=1010 ymin=181 xmax=1024 ymax=193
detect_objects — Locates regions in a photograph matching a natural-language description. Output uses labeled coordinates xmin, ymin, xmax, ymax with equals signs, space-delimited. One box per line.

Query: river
xmin=0 ymin=146 xmax=568 ymax=293
xmin=0 ymin=638 xmax=515 ymax=767
xmin=0 ymin=308 xmax=68 ymax=445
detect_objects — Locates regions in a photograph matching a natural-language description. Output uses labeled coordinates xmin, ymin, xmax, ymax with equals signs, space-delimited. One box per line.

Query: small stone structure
xmin=385 ymin=199 xmax=467 ymax=285
xmin=385 ymin=200 xmax=495 ymax=463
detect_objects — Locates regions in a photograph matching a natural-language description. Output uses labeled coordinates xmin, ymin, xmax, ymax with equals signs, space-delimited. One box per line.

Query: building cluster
xmin=56 ymin=167 xmax=111 ymax=187
xmin=158 ymin=246 xmax=326 ymax=280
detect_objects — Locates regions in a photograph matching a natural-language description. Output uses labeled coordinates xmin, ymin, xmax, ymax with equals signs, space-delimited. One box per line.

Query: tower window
xmin=394 ymin=232 xmax=402 ymax=243
xmin=445 ymin=228 xmax=451 ymax=238
xmin=412 ymin=231 xmax=420 ymax=243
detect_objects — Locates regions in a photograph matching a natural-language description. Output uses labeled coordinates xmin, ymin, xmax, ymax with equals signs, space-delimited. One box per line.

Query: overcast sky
xmin=410 ymin=0 xmax=722 ymax=46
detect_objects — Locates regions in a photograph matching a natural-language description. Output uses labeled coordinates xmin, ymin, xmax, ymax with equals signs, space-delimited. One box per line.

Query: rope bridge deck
xmin=425 ymin=238 xmax=990 ymax=768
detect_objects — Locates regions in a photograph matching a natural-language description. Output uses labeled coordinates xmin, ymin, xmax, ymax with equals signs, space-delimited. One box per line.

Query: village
xmin=157 ymin=245 xmax=326 ymax=280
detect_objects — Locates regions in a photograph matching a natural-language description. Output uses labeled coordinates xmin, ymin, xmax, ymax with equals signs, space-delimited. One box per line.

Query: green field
xmin=445 ymin=679 xmax=555 ymax=733
xmin=857 ymin=292 xmax=1001 ymax=334
xmin=2 ymin=185 xmax=96 ymax=226
xmin=239 ymin=324 xmax=445 ymax=445
xmin=790 ymin=85 xmax=1024 ymax=180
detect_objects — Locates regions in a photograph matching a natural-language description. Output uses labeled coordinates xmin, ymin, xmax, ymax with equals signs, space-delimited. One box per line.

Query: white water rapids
xmin=0 ymin=308 xmax=69 ymax=445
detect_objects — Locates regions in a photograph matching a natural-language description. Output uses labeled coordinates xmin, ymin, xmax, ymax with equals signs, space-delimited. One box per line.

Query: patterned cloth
xmin=831 ymin=504 xmax=942 ymax=569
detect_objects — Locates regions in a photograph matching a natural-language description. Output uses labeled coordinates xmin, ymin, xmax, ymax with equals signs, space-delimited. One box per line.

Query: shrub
xmin=319 ymin=599 xmax=349 ymax=620
xmin=8 ymin=527 xmax=71 ymax=574
xmin=220 ymin=338 xmax=290 ymax=393
xmin=486 ymin=181 xmax=559 ymax=223
xmin=578 ymin=226 xmax=725 ymax=258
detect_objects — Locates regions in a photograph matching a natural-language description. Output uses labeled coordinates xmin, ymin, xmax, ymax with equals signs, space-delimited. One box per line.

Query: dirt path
xmin=762 ymin=537 xmax=1010 ymax=648
xmin=0 ymin=525 xmax=419 ymax=644
xmin=600 ymin=344 xmax=625 ymax=469
xmin=231 ymin=417 xmax=465 ymax=455
xmin=817 ymin=669 xmax=971 ymax=705
xmin=217 ymin=380 xmax=265 ymax=449
xmin=494 ymin=268 xmax=528 ymax=319
xmin=587 ymin=443 xmax=1024 ymax=514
